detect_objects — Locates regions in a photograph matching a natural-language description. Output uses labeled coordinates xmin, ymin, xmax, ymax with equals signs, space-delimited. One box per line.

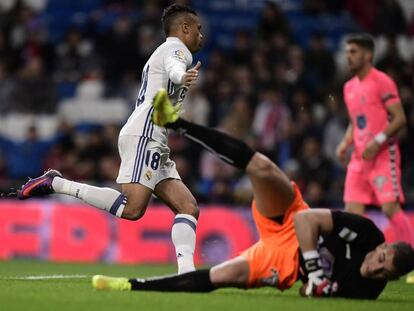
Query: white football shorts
xmin=116 ymin=135 xmax=180 ymax=190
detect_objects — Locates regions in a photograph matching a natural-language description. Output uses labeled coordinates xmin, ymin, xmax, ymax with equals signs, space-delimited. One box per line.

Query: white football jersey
xmin=119 ymin=37 xmax=193 ymax=143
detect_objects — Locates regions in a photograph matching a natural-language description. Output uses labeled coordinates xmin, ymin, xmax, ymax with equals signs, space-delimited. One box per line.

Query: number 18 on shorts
xmin=116 ymin=135 xmax=181 ymax=189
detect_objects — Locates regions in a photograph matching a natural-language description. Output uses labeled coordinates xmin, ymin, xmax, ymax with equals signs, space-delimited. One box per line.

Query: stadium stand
xmin=0 ymin=0 xmax=413 ymax=208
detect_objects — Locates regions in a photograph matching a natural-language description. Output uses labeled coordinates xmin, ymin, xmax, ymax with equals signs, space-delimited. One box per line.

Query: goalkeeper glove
xmin=303 ymin=250 xmax=338 ymax=297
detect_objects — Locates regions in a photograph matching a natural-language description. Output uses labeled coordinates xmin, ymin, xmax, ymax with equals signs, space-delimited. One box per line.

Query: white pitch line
xmin=1 ymin=274 xmax=90 ymax=280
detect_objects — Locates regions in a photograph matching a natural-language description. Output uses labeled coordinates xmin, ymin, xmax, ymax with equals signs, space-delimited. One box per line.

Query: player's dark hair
xmin=391 ymin=242 xmax=414 ymax=278
xmin=161 ymin=4 xmax=197 ymax=35
xmin=346 ymin=33 xmax=375 ymax=53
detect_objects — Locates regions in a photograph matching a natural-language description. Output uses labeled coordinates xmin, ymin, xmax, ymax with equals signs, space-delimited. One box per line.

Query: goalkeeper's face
xmin=360 ymin=243 xmax=397 ymax=280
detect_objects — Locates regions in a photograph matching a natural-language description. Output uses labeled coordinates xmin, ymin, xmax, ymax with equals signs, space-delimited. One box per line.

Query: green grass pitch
xmin=0 ymin=260 xmax=413 ymax=311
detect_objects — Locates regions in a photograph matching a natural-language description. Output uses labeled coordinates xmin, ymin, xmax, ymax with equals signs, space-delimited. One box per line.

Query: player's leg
xmin=139 ymin=139 xmax=199 ymax=274
xmin=119 ymin=183 xmax=153 ymax=220
xmin=381 ymin=202 xmax=401 ymax=218
xmin=381 ymin=202 xmax=414 ymax=246
xmin=17 ymin=134 xmax=155 ymax=220
xmin=151 ymin=91 xmax=295 ymax=217
xmin=154 ymin=178 xmax=199 ymax=274
xmin=55 ymin=179 xmax=153 ymax=220
xmin=19 ymin=169 xmax=152 ymax=220
xmin=167 ymin=117 xmax=294 ymax=217
xmin=344 ymin=202 xmax=365 ymax=215
xmin=176 ymin=121 xmax=294 ymax=217
xmin=372 ymin=150 xmax=414 ymax=246
xmin=209 ymin=256 xmax=250 ymax=286
xmin=92 ymin=256 xmax=249 ymax=292
xmin=245 ymin=153 xmax=295 ymax=217
xmin=343 ymin=164 xmax=370 ymax=216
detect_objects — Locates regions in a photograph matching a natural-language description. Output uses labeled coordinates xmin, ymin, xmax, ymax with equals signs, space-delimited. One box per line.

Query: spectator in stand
xmin=0 ymin=31 xmax=13 ymax=70
xmin=97 ymin=14 xmax=140 ymax=94
xmin=374 ymin=0 xmax=406 ymax=36
xmin=252 ymin=88 xmax=291 ymax=162
xmin=299 ymin=136 xmax=332 ymax=189
xmin=78 ymin=127 xmax=115 ymax=180
xmin=135 ymin=25 xmax=162 ymax=76
xmin=251 ymin=49 xmax=272 ymax=89
xmin=0 ymin=125 xmax=63 ymax=180
xmin=256 ymin=1 xmax=290 ymax=41
xmin=266 ymin=32 xmax=289 ymax=66
xmin=54 ymin=28 xmax=95 ymax=83
xmin=233 ymin=66 xmax=255 ymax=98
xmin=322 ymin=93 xmax=347 ymax=166
xmin=182 ymin=86 xmax=211 ymax=126
xmin=305 ymin=33 xmax=336 ymax=101
xmin=345 ymin=0 xmax=380 ymax=32
xmin=232 ymin=31 xmax=252 ymax=66
xmin=0 ymin=61 xmax=15 ymax=113
xmin=377 ymin=36 xmax=410 ymax=84
xmin=10 ymin=57 xmax=57 ymax=113
xmin=286 ymin=45 xmax=306 ymax=90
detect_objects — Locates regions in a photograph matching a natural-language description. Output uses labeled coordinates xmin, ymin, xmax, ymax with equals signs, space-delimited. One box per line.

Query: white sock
xmin=52 ymin=177 xmax=126 ymax=217
xmin=171 ymin=214 xmax=197 ymax=274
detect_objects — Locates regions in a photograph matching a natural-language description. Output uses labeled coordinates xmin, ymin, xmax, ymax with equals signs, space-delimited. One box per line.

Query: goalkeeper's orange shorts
xmin=241 ymin=183 xmax=309 ymax=290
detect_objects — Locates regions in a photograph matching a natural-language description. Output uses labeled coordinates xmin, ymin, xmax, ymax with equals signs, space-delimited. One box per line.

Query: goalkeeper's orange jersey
xmin=241 ymin=183 xmax=309 ymax=290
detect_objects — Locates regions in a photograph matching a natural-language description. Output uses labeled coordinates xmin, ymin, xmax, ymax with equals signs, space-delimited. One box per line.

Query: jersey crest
xmin=173 ymin=49 xmax=186 ymax=62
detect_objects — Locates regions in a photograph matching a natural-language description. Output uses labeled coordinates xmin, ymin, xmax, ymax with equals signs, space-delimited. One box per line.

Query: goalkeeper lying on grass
xmin=93 ymin=89 xmax=414 ymax=299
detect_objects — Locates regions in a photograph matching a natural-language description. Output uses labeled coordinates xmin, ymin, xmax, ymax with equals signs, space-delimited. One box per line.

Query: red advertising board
xmin=0 ymin=201 xmax=412 ymax=264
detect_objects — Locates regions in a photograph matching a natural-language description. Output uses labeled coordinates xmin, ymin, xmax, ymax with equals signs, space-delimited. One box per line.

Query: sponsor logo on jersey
xmin=356 ymin=114 xmax=367 ymax=129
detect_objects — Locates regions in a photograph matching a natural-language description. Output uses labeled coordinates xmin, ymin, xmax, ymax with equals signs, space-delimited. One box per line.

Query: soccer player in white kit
xmin=17 ymin=4 xmax=204 ymax=274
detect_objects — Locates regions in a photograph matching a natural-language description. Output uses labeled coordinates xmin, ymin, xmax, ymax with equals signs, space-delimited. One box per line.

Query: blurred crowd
xmin=0 ymin=0 xmax=413 ymax=207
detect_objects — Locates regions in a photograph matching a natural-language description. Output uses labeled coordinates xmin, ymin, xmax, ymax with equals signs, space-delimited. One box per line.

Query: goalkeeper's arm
xmin=294 ymin=209 xmax=337 ymax=297
xmin=293 ymin=209 xmax=334 ymax=253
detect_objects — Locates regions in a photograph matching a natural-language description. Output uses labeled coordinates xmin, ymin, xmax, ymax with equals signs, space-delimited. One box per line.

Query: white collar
xmin=166 ymin=37 xmax=184 ymax=43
